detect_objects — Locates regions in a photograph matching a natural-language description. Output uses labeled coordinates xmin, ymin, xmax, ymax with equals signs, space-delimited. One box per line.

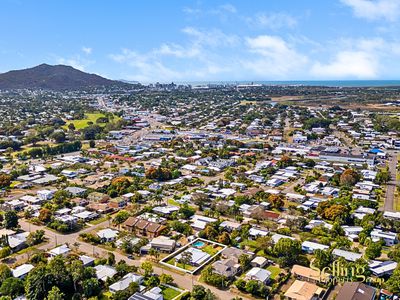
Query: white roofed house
xmin=370 ymin=229 xmax=398 ymax=246
xmin=73 ymin=210 xmax=98 ymax=222
xmin=248 ymin=228 xmax=269 ymax=240
xmin=342 ymin=226 xmax=363 ymax=241
xmin=12 ymin=264 xmax=34 ymax=279
xmin=37 ymin=189 xmax=55 ymax=201
xmin=352 ymin=206 xmax=376 ymax=220
xmin=305 ymin=220 xmax=333 ymax=231
xmin=20 ymin=195 xmax=42 ymax=205
xmin=97 ymin=228 xmax=119 ymax=243
xmin=109 ymin=273 xmax=144 ymax=293
xmin=220 ymin=220 xmax=242 ymax=232
xmin=150 ymin=236 xmax=176 ymax=252
xmin=5 ymin=199 xmax=26 ymax=211
xmin=8 ymin=232 xmax=29 ymax=251
xmin=48 ymin=244 xmax=71 ymax=257
xmin=94 ymin=265 xmax=117 ymax=282
xmin=271 ymin=233 xmax=296 ymax=244
xmin=383 ymin=211 xmax=400 ymax=221
xmin=190 ymin=215 xmax=217 ymax=231
xmin=79 ymin=255 xmax=95 ymax=267
xmin=301 ymin=241 xmax=329 ymax=254
xmin=175 ymin=247 xmax=211 ymax=266
xmin=64 ymin=186 xmax=87 ymax=197
xmin=332 ymin=249 xmax=362 ymax=262
xmin=369 ymin=260 xmax=398 ymax=277
xmin=244 ymin=267 xmax=272 ymax=284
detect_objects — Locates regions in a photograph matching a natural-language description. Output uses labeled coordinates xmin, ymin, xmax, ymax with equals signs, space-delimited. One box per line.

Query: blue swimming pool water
xmin=193 ymin=241 xmax=205 ymax=248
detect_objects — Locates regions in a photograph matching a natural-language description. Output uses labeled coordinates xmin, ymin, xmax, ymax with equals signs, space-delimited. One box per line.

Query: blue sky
xmin=1 ymin=0 xmax=400 ymax=82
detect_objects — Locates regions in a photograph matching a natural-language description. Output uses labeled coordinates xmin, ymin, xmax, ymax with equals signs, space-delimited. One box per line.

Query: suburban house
xmin=301 ymin=241 xmax=329 ymax=254
xmin=336 ymin=282 xmax=376 ymax=300
xmin=175 ymin=247 xmax=211 ymax=267
xmin=97 ymin=228 xmax=119 ymax=242
xmin=149 ymin=236 xmax=176 ymax=252
xmin=87 ymin=192 xmax=110 ymax=203
xmin=371 ymin=229 xmax=398 ymax=246
xmin=244 ymin=267 xmax=271 ymax=284
xmin=109 ymin=273 xmax=144 ymax=293
xmin=291 ymin=265 xmax=329 ymax=284
xmin=12 ymin=264 xmax=34 ymax=279
xmin=48 ymin=244 xmax=71 ymax=257
xmin=284 ymin=280 xmax=324 ymax=300
xmin=95 ymin=265 xmax=117 ymax=282
xmin=123 ymin=217 xmax=166 ymax=238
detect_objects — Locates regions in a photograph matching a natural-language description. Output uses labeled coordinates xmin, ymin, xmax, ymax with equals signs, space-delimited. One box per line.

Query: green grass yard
xmin=267 ymin=265 xmax=281 ymax=279
xmin=64 ymin=112 xmax=121 ymax=130
xmin=161 ymin=286 xmax=181 ymax=300
xmin=202 ymin=245 xmax=220 ymax=256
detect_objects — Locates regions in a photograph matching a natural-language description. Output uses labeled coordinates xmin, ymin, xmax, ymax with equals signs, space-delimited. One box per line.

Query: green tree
xmin=82 ymin=278 xmax=101 ymax=298
xmin=46 ymin=286 xmax=64 ymax=300
xmin=25 ymin=264 xmax=48 ymax=300
xmin=107 ymin=252 xmax=116 ymax=266
xmin=0 ymin=264 xmax=12 ymax=285
xmin=365 ymin=241 xmax=383 ymax=259
xmin=312 ymin=249 xmax=332 ymax=269
xmin=160 ymin=274 xmax=173 ymax=285
xmin=50 ymin=131 xmax=66 ymax=143
xmin=141 ymin=261 xmax=153 ymax=277
xmin=386 ymin=267 xmax=400 ymax=293
xmin=0 ymin=277 xmax=24 ymax=298
xmin=4 ymin=211 xmax=18 ymax=229
xmin=113 ymin=210 xmax=130 ymax=227
xmin=0 ymin=247 xmax=11 ymax=259
xmin=191 ymin=285 xmax=216 ymax=300
xmin=27 ymin=230 xmax=45 ymax=246
xmin=273 ymin=238 xmax=302 ymax=267
xmin=179 ymin=251 xmax=193 ymax=270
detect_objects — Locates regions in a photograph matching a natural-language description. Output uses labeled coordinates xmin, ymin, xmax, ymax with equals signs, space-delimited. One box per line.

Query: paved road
xmin=18 ymin=219 xmax=250 ymax=300
xmin=383 ymin=151 xmax=398 ymax=212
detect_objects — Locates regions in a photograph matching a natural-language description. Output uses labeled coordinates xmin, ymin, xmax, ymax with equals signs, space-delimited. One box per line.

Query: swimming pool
xmin=193 ymin=241 xmax=205 ymax=248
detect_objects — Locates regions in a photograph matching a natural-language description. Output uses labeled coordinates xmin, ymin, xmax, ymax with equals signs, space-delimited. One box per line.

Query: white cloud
xmin=341 ymin=0 xmax=400 ymax=22
xmin=155 ymin=43 xmax=200 ymax=58
xmin=182 ymin=27 xmax=240 ymax=48
xmin=215 ymin=4 xmax=237 ymax=14
xmin=57 ymin=58 xmax=86 ymax=71
xmin=108 ymin=26 xmax=240 ymax=82
xmin=247 ymin=12 xmax=297 ymax=29
xmin=242 ymin=35 xmax=308 ymax=77
xmin=82 ymin=47 xmax=92 ymax=54
xmin=311 ymin=50 xmax=379 ymax=78
xmin=56 ymin=54 xmax=94 ymax=71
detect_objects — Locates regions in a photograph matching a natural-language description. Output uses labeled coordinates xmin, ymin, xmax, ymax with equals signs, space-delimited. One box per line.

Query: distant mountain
xmin=0 ymin=64 xmax=132 ymax=90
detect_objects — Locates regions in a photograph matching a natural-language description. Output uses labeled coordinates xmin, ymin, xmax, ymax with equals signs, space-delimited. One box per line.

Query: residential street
xmin=17 ymin=219 xmax=250 ymax=300
xmin=383 ymin=151 xmax=399 ymax=212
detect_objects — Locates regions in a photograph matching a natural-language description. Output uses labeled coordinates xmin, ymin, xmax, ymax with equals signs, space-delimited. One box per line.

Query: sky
xmin=1 ymin=0 xmax=400 ymax=82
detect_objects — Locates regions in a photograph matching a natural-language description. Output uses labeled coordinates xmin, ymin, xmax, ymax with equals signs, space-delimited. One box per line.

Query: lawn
xmin=64 ymin=112 xmax=121 ymax=130
xmin=165 ymin=258 xmax=195 ymax=271
xmin=168 ymin=198 xmax=180 ymax=206
xmin=240 ymin=239 xmax=259 ymax=251
xmin=161 ymin=286 xmax=180 ymax=300
xmin=89 ymin=215 xmax=110 ymax=225
xmin=267 ymin=265 xmax=281 ymax=280
xmin=202 ymin=245 xmax=219 ymax=256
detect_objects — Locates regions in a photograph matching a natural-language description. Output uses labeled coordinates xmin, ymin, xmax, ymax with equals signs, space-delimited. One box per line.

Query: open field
xmin=63 ymin=112 xmax=107 ymax=129
xmin=63 ymin=112 xmax=122 ymax=130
